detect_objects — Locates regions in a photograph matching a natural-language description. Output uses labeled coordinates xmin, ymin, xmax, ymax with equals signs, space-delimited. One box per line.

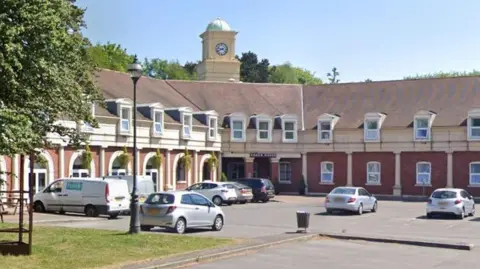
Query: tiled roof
xmin=94 ymin=69 xmax=480 ymax=130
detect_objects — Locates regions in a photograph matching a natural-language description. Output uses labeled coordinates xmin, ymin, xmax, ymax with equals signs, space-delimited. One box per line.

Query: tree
xmin=269 ymin=62 xmax=298 ymax=84
xmin=183 ymin=61 xmax=199 ymax=78
xmin=295 ymin=67 xmax=323 ymax=85
xmin=0 ymin=0 xmax=102 ymax=156
xmin=143 ymin=58 xmax=196 ymax=80
xmin=364 ymin=79 xmax=373 ymax=82
xmin=238 ymin=51 xmax=270 ymax=83
xmin=404 ymin=70 xmax=480 ymax=80
xmin=327 ymin=67 xmax=340 ymax=84
xmin=87 ymin=42 xmax=134 ymax=72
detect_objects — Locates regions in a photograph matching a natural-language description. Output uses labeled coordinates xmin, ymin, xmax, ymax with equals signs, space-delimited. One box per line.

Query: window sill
xmin=363 ymin=139 xmax=380 ymax=143
xmin=176 ymin=181 xmax=187 ymax=184
xmin=119 ymin=131 xmax=132 ymax=136
xmin=256 ymin=139 xmax=272 ymax=143
xmin=415 ymin=184 xmax=432 ymax=187
xmin=278 ymin=181 xmax=292 ymax=184
xmin=319 ymin=182 xmax=335 ymax=185
xmin=230 ymin=138 xmax=246 ymax=143
xmin=317 ymin=140 xmax=333 ymax=144
xmin=365 ymin=183 xmax=381 ymax=186
xmin=413 ymin=139 xmax=431 ymax=142
xmin=282 ymin=139 xmax=298 ymax=143
xmin=468 ymin=184 xmax=480 ymax=188
xmin=467 ymin=137 xmax=480 ymax=141
xmin=152 ymin=132 xmax=163 ymax=137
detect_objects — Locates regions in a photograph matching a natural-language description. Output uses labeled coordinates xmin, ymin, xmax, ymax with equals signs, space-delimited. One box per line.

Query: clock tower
xmin=196 ymin=18 xmax=241 ymax=82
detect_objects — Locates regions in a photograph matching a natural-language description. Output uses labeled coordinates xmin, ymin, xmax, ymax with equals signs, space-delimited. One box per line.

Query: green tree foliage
xmin=404 ymin=70 xmax=480 ymax=80
xmin=269 ymin=62 xmax=322 ymax=85
xmin=238 ymin=51 xmax=270 ymax=83
xmin=327 ymin=67 xmax=340 ymax=84
xmin=0 ymin=0 xmax=102 ymax=156
xmin=87 ymin=42 xmax=134 ymax=72
xmin=143 ymin=58 xmax=197 ymax=80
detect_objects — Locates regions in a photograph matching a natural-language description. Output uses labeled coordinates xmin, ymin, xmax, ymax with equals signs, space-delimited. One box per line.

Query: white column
xmin=216 ymin=152 xmax=222 ymax=182
xmin=192 ymin=151 xmax=198 ymax=185
xmin=99 ymin=146 xmax=106 ymax=176
xmin=393 ymin=152 xmax=402 ymax=196
xmin=347 ymin=152 xmax=353 ymax=186
xmin=58 ymin=146 xmax=65 ymax=178
xmin=12 ymin=154 xmax=19 ymax=190
xmin=165 ymin=149 xmax=171 ymax=190
xmin=447 ymin=151 xmax=453 ymax=188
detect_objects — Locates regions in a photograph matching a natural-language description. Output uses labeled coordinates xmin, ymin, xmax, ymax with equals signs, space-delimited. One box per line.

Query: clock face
xmin=215 ymin=43 xmax=228 ymax=56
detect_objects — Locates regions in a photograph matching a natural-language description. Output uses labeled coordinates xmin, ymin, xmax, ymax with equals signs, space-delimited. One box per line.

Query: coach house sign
xmin=249 ymin=152 xmax=277 ymax=158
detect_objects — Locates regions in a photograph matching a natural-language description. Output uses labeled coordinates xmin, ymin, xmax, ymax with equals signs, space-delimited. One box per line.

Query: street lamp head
xmin=127 ymin=55 xmax=143 ymax=80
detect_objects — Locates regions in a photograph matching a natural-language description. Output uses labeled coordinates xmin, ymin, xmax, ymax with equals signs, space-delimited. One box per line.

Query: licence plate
xmin=147 ymin=208 xmax=160 ymax=215
xmin=139 ymin=197 xmax=146 ymax=203
xmin=438 ymin=202 xmax=448 ymax=206
xmin=115 ymin=198 xmax=123 ymax=202
xmin=334 ymin=198 xmax=344 ymax=202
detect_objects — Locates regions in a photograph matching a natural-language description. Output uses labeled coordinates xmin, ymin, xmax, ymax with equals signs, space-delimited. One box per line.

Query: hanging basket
xmin=180 ymin=149 xmax=192 ymax=170
xmin=118 ymin=146 xmax=130 ymax=169
xmin=35 ymin=154 xmax=48 ymax=169
xmin=152 ymin=149 xmax=163 ymax=169
xmin=81 ymin=144 xmax=93 ymax=170
xmin=207 ymin=152 xmax=218 ymax=170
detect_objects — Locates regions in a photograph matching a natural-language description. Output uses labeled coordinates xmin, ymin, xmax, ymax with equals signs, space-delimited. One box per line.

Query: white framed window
xmin=414 ymin=117 xmax=430 ymax=140
xmin=279 ymin=162 xmax=292 ymax=182
xmin=469 ymin=162 xmax=480 ymax=185
xmin=153 ymin=110 xmax=163 ymax=135
xmin=318 ymin=121 xmax=332 ymax=142
xmin=120 ymin=107 xmax=131 ymax=132
xmin=257 ymin=119 xmax=271 ymax=142
xmin=111 ymin=169 xmax=127 ymax=176
xmin=208 ymin=116 xmax=217 ymax=140
xmin=364 ymin=120 xmax=379 ymax=141
xmin=231 ymin=118 xmax=245 ymax=141
xmin=72 ymin=169 xmax=89 ymax=178
xmin=283 ymin=120 xmax=297 ymax=142
xmin=416 ymin=162 xmax=431 ymax=185
xmin=182 ymin=113 xmax=192 ymax=138
xmin=366 ymin=162 xmax=381 ymax=185
xmin=320 ymin=162 xmax=334 ymax=183
xmin=468 ymin=117 xmax=480 ymax=140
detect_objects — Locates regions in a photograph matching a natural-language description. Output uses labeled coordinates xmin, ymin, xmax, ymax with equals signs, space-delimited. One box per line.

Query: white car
xmin=186 ymin=181 xmax=238 ymax=206
xmin=324 ymin=186 xmax=378 ymax=215
xmin=426 ymin=188 xmax=475 ymax=219
xmin=140 ymin=191 xmax=225 ymax=234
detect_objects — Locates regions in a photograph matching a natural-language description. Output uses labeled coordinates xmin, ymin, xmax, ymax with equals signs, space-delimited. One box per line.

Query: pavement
xmin=185 ymin=238 xmax=479 ymax=269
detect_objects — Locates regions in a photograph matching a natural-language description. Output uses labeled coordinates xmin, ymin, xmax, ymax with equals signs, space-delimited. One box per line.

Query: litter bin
xmin=296 ymin=211 xmax=310 ymax=233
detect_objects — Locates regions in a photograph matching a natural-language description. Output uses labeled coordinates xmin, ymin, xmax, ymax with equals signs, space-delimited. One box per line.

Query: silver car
xmin=324 ymin=187 xmax=378 ymax=215
xmin=426 ymin=188 xmax=475 ymax=219
xmin=139 ymin=191 xmax=225 ymax=234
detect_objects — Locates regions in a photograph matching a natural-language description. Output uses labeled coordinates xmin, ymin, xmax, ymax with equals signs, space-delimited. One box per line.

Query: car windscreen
xmin=145 ymin=193 xmax=175 ymax=205
xmin=233 ymin=183 xmax=250 ymax=189
xmin=431 ymin=191 xmax=457 ymax=199
xmin=331 ymin=188 xmax=356 ymax=195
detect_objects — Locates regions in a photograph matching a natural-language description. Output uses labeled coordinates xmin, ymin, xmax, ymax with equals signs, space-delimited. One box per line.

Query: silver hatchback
xmin=324 ymin=187 xmax=378 ymax=215
xmin=139 ymin=191 xmax=226 ymax=234
xmin=426 ymin=188 xmax=475 ymax=219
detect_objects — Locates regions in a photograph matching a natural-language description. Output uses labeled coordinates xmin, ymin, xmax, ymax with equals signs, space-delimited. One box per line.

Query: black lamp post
xmin=127 ymin=55 xmax=142 ymax=234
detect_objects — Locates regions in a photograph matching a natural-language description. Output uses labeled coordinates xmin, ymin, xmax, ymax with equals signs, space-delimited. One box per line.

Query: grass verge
xmin=0 ymin=223 xmax=233 ymax=269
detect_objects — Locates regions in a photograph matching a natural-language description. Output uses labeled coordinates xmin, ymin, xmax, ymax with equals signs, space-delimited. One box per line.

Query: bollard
xmin=296 ymin=210 xmax=310 ymax=233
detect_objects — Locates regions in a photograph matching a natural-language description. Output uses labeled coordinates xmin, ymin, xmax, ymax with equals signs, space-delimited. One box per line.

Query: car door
xmin=362 ymin=188 xmax=375 ymax=209
xmin=461 ymin=190 xmax=474 ymax=213
xmin=187 ymin=183 xmax=203 ymax=194
xmin=358 ymin=189 xmax=372 ymax=209
xmin=189 ymin=193 xmax=214 ymax=226
xmin=180 ymin=194 xmax=200 ymax=226
xmin=43 ymin=180 xmax=64 ymax=211
xmin=63 ymin=181 xmax=84 ymax=213
xmin=201 ymin=183 xmax=218 ymax=201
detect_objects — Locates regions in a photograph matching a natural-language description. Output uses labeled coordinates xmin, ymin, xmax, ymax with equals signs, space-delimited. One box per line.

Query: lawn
xmin=0 ymin=223 xmax=233 ymax=269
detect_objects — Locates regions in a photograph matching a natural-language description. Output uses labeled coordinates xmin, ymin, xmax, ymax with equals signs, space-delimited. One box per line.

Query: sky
xmin=76 ymin=0 xmax=480 ymax=82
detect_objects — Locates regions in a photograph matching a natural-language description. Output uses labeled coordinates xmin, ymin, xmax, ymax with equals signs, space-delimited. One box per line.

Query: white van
xmin=103 ymin=175 xmax=155 ymax=203
xmin=33 ymin=178 xmax=130 ymax=218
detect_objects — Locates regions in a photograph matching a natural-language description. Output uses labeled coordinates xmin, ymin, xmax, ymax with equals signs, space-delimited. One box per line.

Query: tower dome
xmin=206 ymin=17 xmax=232 ymax=31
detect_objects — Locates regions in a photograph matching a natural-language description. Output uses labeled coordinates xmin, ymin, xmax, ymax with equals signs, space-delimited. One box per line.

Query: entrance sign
xmin=249 ymin=152 xmax=277 ymax=158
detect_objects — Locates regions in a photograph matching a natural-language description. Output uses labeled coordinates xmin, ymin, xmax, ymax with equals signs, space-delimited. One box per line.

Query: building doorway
xmin=253 ymin=157 xmax=271 ymax=179
xmin=71 ymin=156 xmax=89 ymax=178
xmin=222 ymin=158 xmax=245 ymax=180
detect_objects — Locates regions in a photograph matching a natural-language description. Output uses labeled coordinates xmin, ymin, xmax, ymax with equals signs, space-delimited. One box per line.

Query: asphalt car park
xmin=34 ymin=196 xmax=480 ymax=246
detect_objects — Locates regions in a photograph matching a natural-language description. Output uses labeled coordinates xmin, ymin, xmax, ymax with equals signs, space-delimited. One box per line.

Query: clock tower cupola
xmin=196 ymin=18 xmax=241 ymax=82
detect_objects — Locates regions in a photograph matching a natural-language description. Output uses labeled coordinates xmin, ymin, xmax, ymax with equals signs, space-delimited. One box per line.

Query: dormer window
xmin=182 ymin=113 xmax=192 ymax=139
xmin=208 ymin=116 xmax=218 ymax=140
xmin=413 ymin=111 xmax=435 ymax=141
xmin=279 ymin=115 xmax=298 ymax=143
xmin=120 ymin=107 xmax=131 ymax=132
xmin=230 ymin=116 xmax=245 ymax=142
xmin=317 ymin=114 xmax=340 ymax=143
xmin=364 ymin=113 xmax=386 ymax=142
xmin=467 ymin=109 xmax=480 ymax=140
xmin=153 ymin=110 xmax=164 ymax=135
xmin=254 ymin=115 xmax=272 ymax=142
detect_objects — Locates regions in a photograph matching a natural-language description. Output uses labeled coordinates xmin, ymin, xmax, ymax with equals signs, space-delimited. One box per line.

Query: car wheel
xmin=109 ymin=213 xmax=119 ymax=219
xmin=240 ymin=201 xmax=247 ymax=204
xmin=326 ymin=209 xmax=333 ymax=214
xmin=140 ymin=225 xmax=153 ymax=231
xmin=175 ymin=218 xmax=187 ymax=234
xmin=212 ymin=196 xmax=223 ymax=206
xmin=426 ymin=213 xmax=433 ymax=219
xmin=371 ymin=202 xmax=378 ymax=213
xmin=212 ymin=215 xmax=224 ymax=231
xmin=226 ymin=202 xmax=234 ymax=206
xmin=33 ymin=201 xmax=45 ymax=213
xmin=469 ymin=205 xmax=475 ymax=216
xmin=357 ymin=204 xmax=363 ymax=215
xmin=458 ymin=208 xmax=465 ymax=219
xmin=85 ymin=205 xmax=99 ymax=217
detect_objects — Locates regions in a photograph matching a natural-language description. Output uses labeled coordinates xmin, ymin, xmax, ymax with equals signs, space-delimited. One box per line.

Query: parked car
xmin=231 ymin=178 xmax=275 ymax=203
xmin=103 ymin=175 xmax=155 ymax=203
xmin=324 ymin=187 xmax=377 ymax=215
xmin=227 ymin=182 xmax=253 ymax=204
xmin=426 ymin=188 xmax=475 ymax=219
xmin=185 ymin=181 xmax=237 ymax=206
xmin=33 ymin=177 xmax=130 ymax=218
xmin=139 ymin=191 xmax=225 ymax=234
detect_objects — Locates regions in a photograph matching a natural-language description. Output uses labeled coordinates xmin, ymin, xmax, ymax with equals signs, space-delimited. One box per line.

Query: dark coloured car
xmin=232 ymin=178 xmax=275 ymax=202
